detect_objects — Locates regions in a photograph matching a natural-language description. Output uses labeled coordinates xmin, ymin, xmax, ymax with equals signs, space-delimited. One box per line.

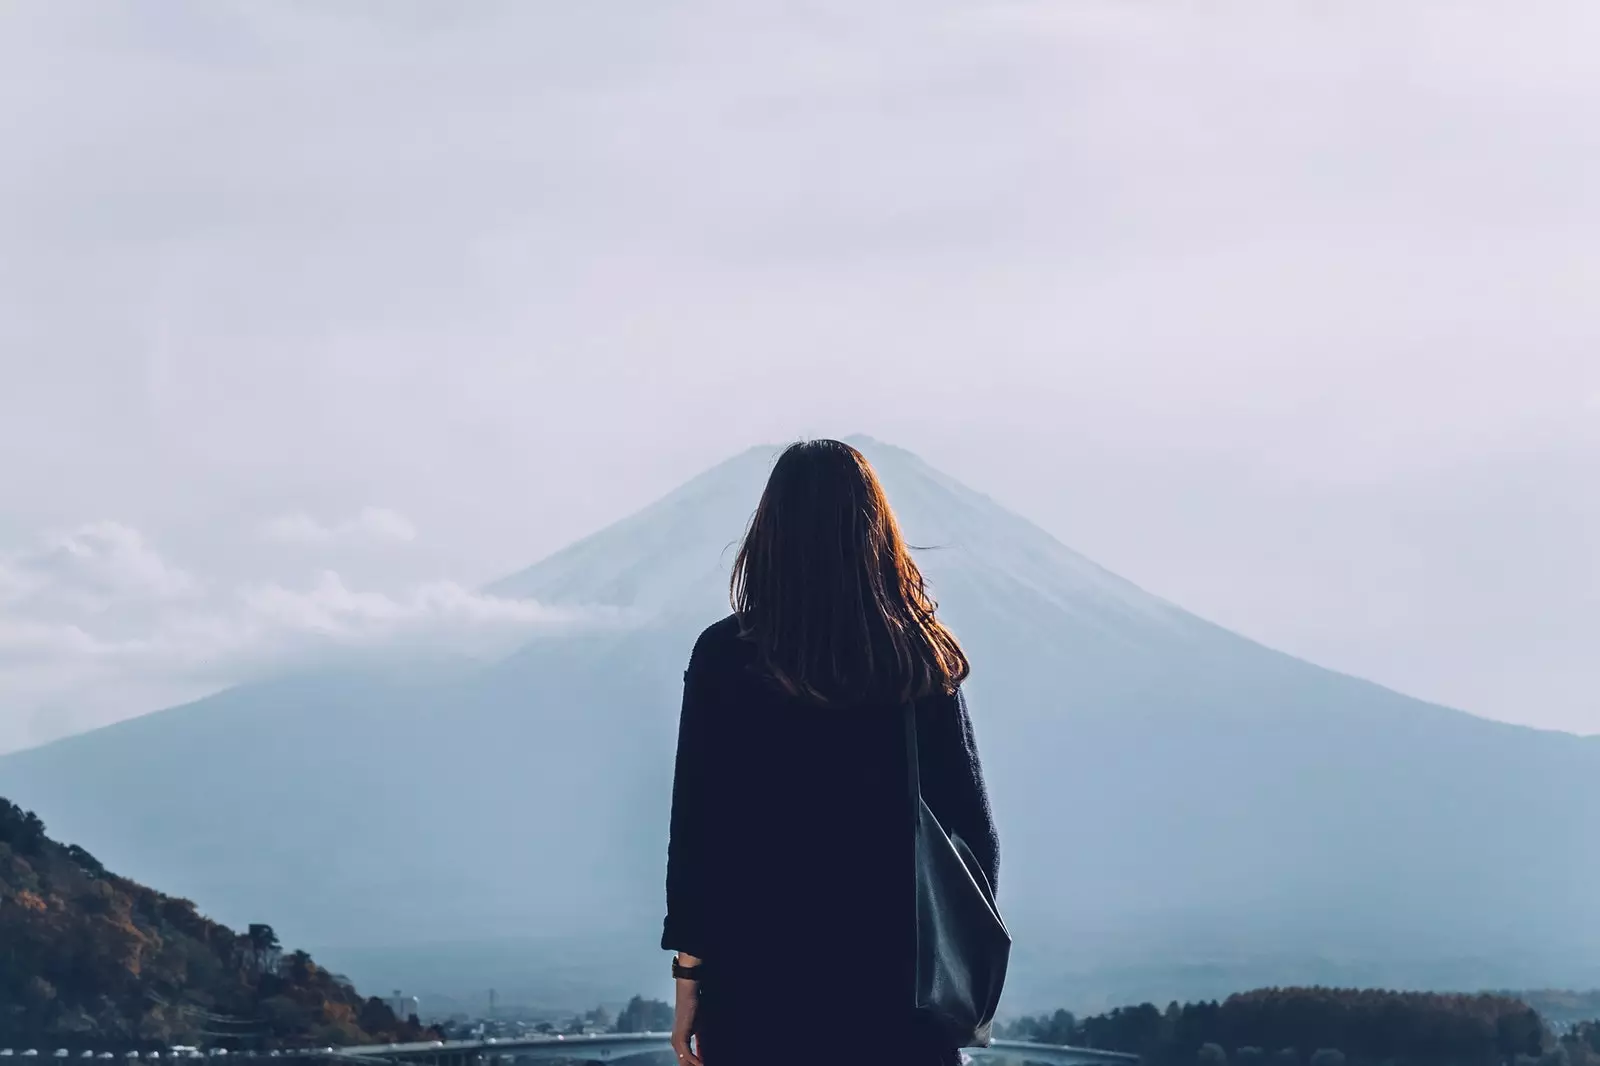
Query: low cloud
xmin=0 ymin=521 xmax=617 ymax=753
xmin=262 ymin=506 xmax=417 ymax=545
xmin=240 ymin=571 xmax=597 ymax=636
xmin=7 ymin=521 xmax=201 ymax=611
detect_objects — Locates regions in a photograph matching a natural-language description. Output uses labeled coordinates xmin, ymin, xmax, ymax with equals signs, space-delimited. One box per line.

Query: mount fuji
xmin=2 ymin=437 xmax=1597 ymax=1010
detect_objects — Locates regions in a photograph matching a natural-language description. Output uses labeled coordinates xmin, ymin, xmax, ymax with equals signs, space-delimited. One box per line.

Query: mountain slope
xmin=0 ymin=797 xmax=432 ymax=1048
xmin=2 ymin=437 xmax=1597 ymax=1010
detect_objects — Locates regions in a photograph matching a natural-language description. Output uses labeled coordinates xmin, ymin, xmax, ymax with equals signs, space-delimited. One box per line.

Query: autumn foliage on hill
xmin=0 ymin=798 xmax=435 ymax=1049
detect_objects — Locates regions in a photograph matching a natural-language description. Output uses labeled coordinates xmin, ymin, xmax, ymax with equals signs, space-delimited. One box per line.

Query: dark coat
xmin=661 ymin=615 xmax=1000 ymax=1065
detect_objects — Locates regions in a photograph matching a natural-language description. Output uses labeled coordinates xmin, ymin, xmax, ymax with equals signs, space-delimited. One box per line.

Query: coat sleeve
xmin=919 ymin=687 xmax=1001 ymax=894
xmin=660 ymin=642 xmax=716 ymax=955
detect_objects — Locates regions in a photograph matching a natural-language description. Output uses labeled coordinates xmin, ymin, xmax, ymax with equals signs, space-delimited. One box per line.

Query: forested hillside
xmin=0 ymin=798 xmax=433 ymax=1049
xmin=1000 ymin=987 xmax=1585 ymax=1066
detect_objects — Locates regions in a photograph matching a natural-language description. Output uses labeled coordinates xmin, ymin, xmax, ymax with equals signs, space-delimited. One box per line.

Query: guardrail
xmin=336 ymin=1033 xmax=1140 ymax=1064
xmin=2 ymin=1035 xmax=1139 ymax=1066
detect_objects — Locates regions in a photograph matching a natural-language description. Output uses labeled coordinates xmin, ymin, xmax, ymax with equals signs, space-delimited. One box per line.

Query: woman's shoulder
xmin=697 ymin=612 xmax=742 ymax=642
xmin=686 ymin=613 xmax=749 ymax=671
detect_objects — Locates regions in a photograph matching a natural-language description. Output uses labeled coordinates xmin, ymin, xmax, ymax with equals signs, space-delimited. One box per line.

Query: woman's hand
xmin=670 ymin=969 xmax=703 ymax=1066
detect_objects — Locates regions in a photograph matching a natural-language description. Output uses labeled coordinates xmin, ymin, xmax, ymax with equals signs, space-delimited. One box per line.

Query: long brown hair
xmin=730 ymin=439 xmax=970 ymax=704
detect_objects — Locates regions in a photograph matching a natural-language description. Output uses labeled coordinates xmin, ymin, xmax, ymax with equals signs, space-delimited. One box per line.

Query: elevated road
xmin=339 ymin=1033 xmax=1140 ymax=1064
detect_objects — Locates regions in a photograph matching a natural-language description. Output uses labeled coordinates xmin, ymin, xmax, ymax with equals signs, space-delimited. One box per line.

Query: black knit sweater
xmin=661 ymin=615 xmax=999 ymax=1065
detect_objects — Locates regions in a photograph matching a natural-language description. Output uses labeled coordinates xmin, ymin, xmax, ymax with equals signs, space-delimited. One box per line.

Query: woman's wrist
xmin=672 ymin=952 xmax=703 ymax=980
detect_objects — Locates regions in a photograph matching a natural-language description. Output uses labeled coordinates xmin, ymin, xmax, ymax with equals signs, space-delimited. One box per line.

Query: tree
xmin=284 ymin=950 xmax=314 ymax=982
xmin=63 ymin=845 xmax=105 ymax=878
xmin=1310 ymin=1049 xmax=1346 ymax=1066
xmin=613 ymin=995 xmax=673 ymax=1034
xmin=1200 ymin=1043 xmax=1229 ymax=1066
xmin=358 ymin=997 xmax=397 ymax=1036
xmin=1502 ymin=1009 xmax=1547 ymax=1058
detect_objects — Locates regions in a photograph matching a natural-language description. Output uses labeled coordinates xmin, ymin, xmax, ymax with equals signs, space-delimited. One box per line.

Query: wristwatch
xmin=671 ymin=957 xmax=702 ymax=980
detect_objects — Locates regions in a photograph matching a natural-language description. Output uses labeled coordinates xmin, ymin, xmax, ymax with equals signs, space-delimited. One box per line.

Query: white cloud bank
xmin=238 ymin=570 xmax=600 ymax=640
xmin=0 ymin=521 xmax=615 ymax=753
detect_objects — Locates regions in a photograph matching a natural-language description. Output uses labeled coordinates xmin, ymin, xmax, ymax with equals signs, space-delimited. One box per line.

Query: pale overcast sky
xmin=1 ymin=0 xmax=1596 ymax=750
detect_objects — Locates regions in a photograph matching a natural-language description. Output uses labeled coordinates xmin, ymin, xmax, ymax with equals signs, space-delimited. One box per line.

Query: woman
xmin=660 ymin=439 xmax=1001 ymax=1066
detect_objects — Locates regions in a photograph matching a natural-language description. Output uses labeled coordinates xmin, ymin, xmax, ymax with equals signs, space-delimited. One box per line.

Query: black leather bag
xmin=905 ymin=700 xmax=1011 ymax=1048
